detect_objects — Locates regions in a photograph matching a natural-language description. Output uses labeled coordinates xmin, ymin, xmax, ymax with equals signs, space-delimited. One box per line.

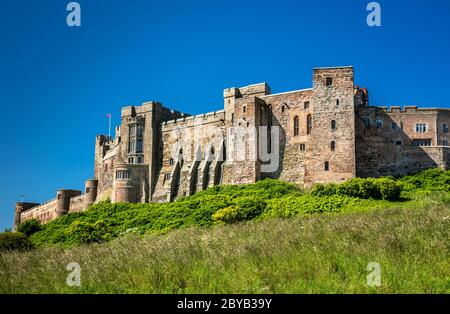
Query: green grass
xmin=1 ymin=205 xmax=448 ymax=293
xmin=1 ymin=168 xmax=449 ymax=293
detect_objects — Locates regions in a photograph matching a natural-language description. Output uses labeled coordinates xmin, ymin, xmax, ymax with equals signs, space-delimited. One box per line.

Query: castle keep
xmin=14 ymin=66 xmax=450 ymax=229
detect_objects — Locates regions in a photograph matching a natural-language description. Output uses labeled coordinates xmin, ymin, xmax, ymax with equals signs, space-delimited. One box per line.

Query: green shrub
xmin=337 ymin=178 xmax=381 ymax=199
xmin=17 ymin=219 xmax=42 ymax=237
xmin=263 ymin=195 xmax=354 ymax=218
xmin=311 ymin=178 xmax=402 ymax=201
xmin=212 ymin=196 xmax=266 ymax=223
xmin=310 ymin=183 xmax=338 ymax=196
xmin=0 ymin=232 xmax=34 ymax=252
xmin=400 ymin=168 xmax=450 ymax=191
xmin=62 ymin=220 xmax=112 ymax=245
xmin=212 ymin=206 xmax=241 ymax=223
xmin=372 ymin=178 xmax=402 ymax=200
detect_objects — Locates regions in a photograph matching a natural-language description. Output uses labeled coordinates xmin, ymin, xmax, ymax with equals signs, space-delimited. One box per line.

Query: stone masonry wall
xmin=15 ymin=66 xmax=450 ymax=228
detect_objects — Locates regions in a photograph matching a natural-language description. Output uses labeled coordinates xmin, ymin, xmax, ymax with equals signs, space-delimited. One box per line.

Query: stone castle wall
xmin=356 ymin=105 xmax=450 ymax=177
xmin=14 ymin=66 xmax=450 ymax=229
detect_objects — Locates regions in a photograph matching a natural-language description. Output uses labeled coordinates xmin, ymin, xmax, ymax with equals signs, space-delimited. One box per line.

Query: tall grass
xmin=1 ymin=205 xmax=449 ymax=293
xmin=1 ymin=169 xmax=449 ymax=293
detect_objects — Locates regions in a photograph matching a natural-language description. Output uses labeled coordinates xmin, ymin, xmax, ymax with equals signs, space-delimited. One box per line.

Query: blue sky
xmin=0 ymin=0 xmax=449 ymax=230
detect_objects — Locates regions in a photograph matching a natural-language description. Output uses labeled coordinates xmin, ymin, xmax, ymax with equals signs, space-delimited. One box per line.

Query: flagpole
xmin=107 ymin=114 xmax=111 ymax=139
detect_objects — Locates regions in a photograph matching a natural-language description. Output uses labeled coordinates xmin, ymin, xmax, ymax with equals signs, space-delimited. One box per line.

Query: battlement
xmin=96 ymin=134 xmax=114 ymax=145
xmin=162 ymin=110 xmax=225 ymax=131
xmin=313 ymin=65 xmax=353 ymax=70
xmin=121 ymin=101 xmax=189 ymax=118
xmin=377 ymin=106 xmax=450 ymax=113
xmin=260 ymin=88 xmax=313 ymax=99
xmin=224 ymin=82 xmax=271 ymax=99
xmin=20 ymin=198 xmax=56 ymax=215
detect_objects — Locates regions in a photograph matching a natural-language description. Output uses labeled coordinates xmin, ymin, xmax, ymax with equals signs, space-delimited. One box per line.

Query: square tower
xmin=305 ymin=66 xmax=356 ymax=185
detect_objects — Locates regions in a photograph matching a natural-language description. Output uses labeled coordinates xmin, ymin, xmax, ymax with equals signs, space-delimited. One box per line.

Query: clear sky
xmin=0 ymin=0 xmax=449 ymax=230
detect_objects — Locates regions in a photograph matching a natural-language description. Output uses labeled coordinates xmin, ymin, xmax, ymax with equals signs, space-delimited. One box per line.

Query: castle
xmin=13 ymin=66 xmax=450 ymax=230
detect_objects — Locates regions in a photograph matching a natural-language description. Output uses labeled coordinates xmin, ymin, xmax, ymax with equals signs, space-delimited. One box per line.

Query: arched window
xmin=281 ymin=105 xmax=285 ymax=113
xmin=324 ymin=161 xmax=330 ymax=171
xmin=128 ymin=157 xmax=134 ymax=164
xmin=336 ymin=99 xmax=340 ymax=106
xmin=331 ymin=120 xmax=336 ymax=131
xmin=210 ymin=146 xmax=215 ymax=154
xmin=293 ymin=116 xmax=299 ymax=136
xmin=137 ymin=156 xmax=142 ymax=164
xmin=169 ymin=158 xmax=174 ymax=166
xmin=306 ymin=114 xmax=312 ymax=134
xmin=243 ymin=106 xmax=246 ymax=113
xmin=331 ymin=141 xmax=336 ymax=151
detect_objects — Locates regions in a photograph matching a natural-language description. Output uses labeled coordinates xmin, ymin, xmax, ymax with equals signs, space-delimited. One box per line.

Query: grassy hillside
xmin=0 ymin=169 xmax=449 ymax=293
xmin=1 ymin=205 xmax=449 ymax=293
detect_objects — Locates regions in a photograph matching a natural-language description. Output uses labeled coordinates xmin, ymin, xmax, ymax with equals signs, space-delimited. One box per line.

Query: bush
xmin=310 ymin=178 xmax=402 ymax=201
xmin=263 ymin=195 xmax=354 ymax=218
xmin=0 ymin=232 xmax=34 ymax=252
xmin=17 ymin=219 xmax=42 ymax=237
xmin=400 ymin=168 xmax=450 ymax=191
xmin=372 ymin=178 xmax=402 ymax=200
xmin=337 ymin=178 xmax=381 ymax=199
xmin=310 ymin=183 xmax=338 ymax=197
xmin=212 ymin=196 xmax=266 ymax=223
xmin=62 ymin=220 xmax=112 ymax=245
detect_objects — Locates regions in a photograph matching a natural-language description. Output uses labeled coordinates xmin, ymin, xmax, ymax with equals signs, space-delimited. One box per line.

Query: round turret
xmin=13 ymin=202 xmax=39 ymax=231
xmin=112 ymin=165 xmax=134 ymax=202
xmin=55 ymin=190 xmax=72 ymax=217
xmin=83 ymin=179 xmax=98 ymax=209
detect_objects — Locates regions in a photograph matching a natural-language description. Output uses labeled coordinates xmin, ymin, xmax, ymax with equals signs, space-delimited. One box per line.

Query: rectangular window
xmin=136 ymin=140 xmax=143 ymax=153
xmin=137 ymin=125 xmax=144 ymax=137
xmin=129 ymin=125 xmax=136 ymax=137
xmin=304 ymin=101 xmax=310 ymax=109
xmin=306 ymin=115 xmax=312 ymax=134
xmin=376 ymin=119 xmax=383 ymax=128
xmin=299 ymin=143 xmax=306 ymax=151
xmin=116 ymin=170 xmax=131 ymax=180
xmin=391 ymin=122 xmax=398 ymax=130
xmin=442 ymin=124 xmax=449 ymax=133
xmin=415 ymin=123 xmax=427 ymax=133
xmin=326 ymin=77 xmax=333 ymax=87
xmin=128 ymin=141 xmax=136 ymax=154
xmin=443 ymin=140 xmax=448 ymax=146
xmin=412 ymin=139 xmax=432 ymax=147
xmin=293 ymin=117 xmax=299 ymax=136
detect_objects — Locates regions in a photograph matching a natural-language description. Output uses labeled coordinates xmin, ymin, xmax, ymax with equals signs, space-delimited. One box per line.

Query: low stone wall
xmin=19 ymin=193 xmax=90 ymax=225
xmin=20 ymin=199 xmax=57 ymax=224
